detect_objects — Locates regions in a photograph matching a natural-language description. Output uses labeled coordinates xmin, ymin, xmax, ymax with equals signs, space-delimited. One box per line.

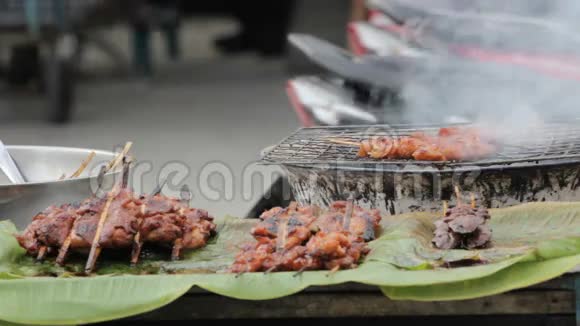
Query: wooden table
xmin=121 ymin=274 xmax=579 ymax=325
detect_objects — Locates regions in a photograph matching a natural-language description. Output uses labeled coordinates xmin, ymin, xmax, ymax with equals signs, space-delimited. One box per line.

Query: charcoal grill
xmin=261 ymin=122 xmax=580 ymax=215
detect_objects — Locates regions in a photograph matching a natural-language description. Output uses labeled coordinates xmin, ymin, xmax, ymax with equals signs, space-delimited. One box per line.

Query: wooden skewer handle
xmin=85 ymin=185 xmax=118 ymax=273
xmin=454 ymin=186 xmax=462 ymax=206
xmin=327 ymin=138 xmax=361 ymax=147
xmin=70 ymin=151 xmax=96 ymax=178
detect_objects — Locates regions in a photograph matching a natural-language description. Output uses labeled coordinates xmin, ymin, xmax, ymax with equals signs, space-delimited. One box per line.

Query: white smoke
xmin=379 ymin=0 xmax=580 ymax=130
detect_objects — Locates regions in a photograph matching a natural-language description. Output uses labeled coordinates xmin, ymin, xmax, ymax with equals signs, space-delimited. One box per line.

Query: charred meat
xmin=432 ymin=205 xmax=492 ymax=250
xmin=16 ymin=204 xmax=78 ymax=258
xmin=356 ymin=127 xmax=497 ymax=162
xmin=251 ymin=203 xmax=318 ymax=249
xmin=16 ymin=189 xmax=216 ymax=269
xmin=230 ymin=201 xmax=381 ymax=273
xmin=316 ymin=201 xmax=382 ymax=241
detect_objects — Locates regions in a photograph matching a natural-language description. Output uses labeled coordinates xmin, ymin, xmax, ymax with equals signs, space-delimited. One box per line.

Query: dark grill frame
xmin=261 ymin=123 xmax=580 ymax=171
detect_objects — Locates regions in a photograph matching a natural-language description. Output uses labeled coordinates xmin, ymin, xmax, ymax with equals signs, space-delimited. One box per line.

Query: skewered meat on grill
xmin=432 ymin=204 xmax=492 ymax=250
xmin=356 ymin=127 xmax=496 ymax=162
xmin=230 ymin=201 xmax=381 ymax=273
xmin=16 ymin=188 xmax=216 ymax=270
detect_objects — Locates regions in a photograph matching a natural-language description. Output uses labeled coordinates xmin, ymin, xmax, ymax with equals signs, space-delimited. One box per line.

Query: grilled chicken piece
xmin=275 ymin=246 xmax=321 ymax=271
xmin=306 ymin=232 xmax=369 ymax=270
xmin=70 ymin=189 xmax=140 ymax=250
xmin=395 ymin=137 xmax=428 ymax=158
xmin=412 ymin=145 xmax=447 ymax=161
xmin=16 ymin=204 xmax=77 ymax=255
xmin=16 ymin=189 xmax=216 ymax=265
xmin=356 ymin=127 xmax=496 ymax=162
xmin=357 ymin=137 xmax=394 ymax=159
xmin=138 ymin=192 xmax=215 ymax=250
xmin=323 ymin=241 xmax=369 ymax=270
xmin=316 ymin=201 xmax=382 ymax=241
xmin=231 ymin=202 xmax=381 ymax=273
xmin=438 ymin=127 xmax=463 ymax=137
xmin=252 ymin=204 xmax=316 ymax=249
xmin=179 ymin=208 xmax=215 ymax=249
xmin=230 ymin=241 xmax=277 ymax=273
xmin=306 ymin=232 xmax=351 ymax=258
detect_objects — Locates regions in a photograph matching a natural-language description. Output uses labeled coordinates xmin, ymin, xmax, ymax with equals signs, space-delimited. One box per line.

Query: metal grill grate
xmin=261 ymin=122 xmax=580 ymax=168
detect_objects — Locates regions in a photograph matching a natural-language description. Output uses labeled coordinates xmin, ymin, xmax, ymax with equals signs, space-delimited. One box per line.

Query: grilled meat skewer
xmin=231 ymin=201 xmax=382 ymax=274
xmin=339 ymin=127 xmax=497 ymax=162
xmin=16 ymin=204 xmax=78 ymax=259
xmin=17 ymin=189 xmax=216 ymax=271
xmin=432 ymin=192 xmax=493 ymax=250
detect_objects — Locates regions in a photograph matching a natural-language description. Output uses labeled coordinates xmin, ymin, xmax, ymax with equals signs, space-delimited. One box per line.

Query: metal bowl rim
xmin=0 ymin=145 xmax=119 ymax=187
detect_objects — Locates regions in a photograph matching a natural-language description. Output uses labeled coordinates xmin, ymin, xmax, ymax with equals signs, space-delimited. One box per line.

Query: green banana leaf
xmin=0 ymin=202 xmax=579 ymax=325
xmin=382 ymin=253 xmax=580 ymax=301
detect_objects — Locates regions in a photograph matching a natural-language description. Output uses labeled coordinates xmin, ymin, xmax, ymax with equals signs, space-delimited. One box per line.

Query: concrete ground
xmin=0 ymin=19 xmax=301 ymax=218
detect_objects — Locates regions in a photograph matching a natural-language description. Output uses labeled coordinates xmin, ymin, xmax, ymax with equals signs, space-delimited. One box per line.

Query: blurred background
xmin=3 ymin=0 xmax=580 ymax=220
xmin=0 ymin=0 xmax=353 ymax=218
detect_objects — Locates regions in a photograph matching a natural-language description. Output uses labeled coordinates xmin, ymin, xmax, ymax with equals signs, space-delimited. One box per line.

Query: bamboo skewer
xmin=130 ymin=182 xmax=148 ymax=266
xmin=293 ymin=265 xmax=308 ymax=277
xmin=264 ymin=266 xmax=277 ymax=274
xmin=180 ymin=185 xmax=191 ymax=205
xmin=57 ymin=151 xmax=95 ymax=181
xmin=342 ymin=198 xmax=354 ymax=231
xmin=312 ymin=205 xmax=321 ymax=218
xmin=170 ymin=185 xmax=193 ymax=261
xmin=277 ymin=219 xmax=289 ymax=253
xmin=69 ymin=151 xmax=96 ymax=178
xmin=85 ymin=184 xmax=119 ymax=274
xmin=54 ymin=142 xmax=133 ymax=269
xmin=132 ymin=176 xmax=167 ymax=265
xmin=56 ymin=224 xmax=75 ymax=266
xmin=170 ymin=239 xmax=183 ymax=261
xmin=121 ymin=157 xmax=131 ymax=189
xmin=443 ymin=200 xmax=448 ymax=216
xmin=36 ymin=246 xmax=48 ymax=262
xmin=454 ymin=185 xmax=462 ymax=206
xmin=470 ymin=193 xmax=476 ymax=209
xmin=130 ymin=198 xmax=147 ymax=266
xmin=130 ymin=233 xmax=143 ymax=266
xmin=106 ymin=142 xmax=133 ymax=173
xmin=278 ymin=202 xmax=297 ymax=253
xmin=151 ymin=178 xmax=168 ymax=196
xmin=96 ymin=165 xmax=106 ymax=189
xmin=266 ymin=202 xmax=300 ymax=274
xmin=326 ymin=265 xmax=340 ymax=277
xmin=133 ymin=183 xmax=188 ymax=264
xmin=327 ymin=138 xmax=360 ymax=147
xmin=56 ymin=166 xmax=111 ymax=266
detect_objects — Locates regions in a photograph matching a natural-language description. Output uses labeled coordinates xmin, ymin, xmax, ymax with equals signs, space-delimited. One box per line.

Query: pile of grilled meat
xmin=357 ymin=127 xmax=497 ymax=161
xmin=231 ymin=201 xmax=382 ymax=273
xmin=432 ymin=205 xmax=492 ymax=250
xmin=16 ymin=188 xmax=216 ymax=271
